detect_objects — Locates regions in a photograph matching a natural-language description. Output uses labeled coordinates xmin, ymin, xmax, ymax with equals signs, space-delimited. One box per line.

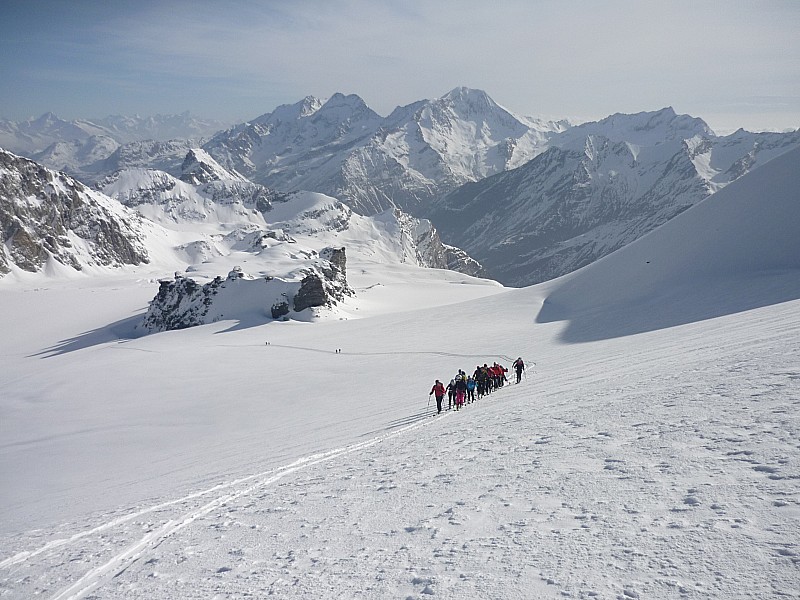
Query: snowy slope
xmin=332 ymin=87 xmax=561 ymax=214
xmin=0 ymin=113 xmax=107 ymax=155
xmin=99 ymin=167 xmax=276 ymax=228
xmin=537 ymin=145 xmax=800 ymax=341
xmin=0 ymin=145 xmax=798 ymax=598
xmin=30 ymin=135 xmax=121 ymax=181
xmin=98 ymin=159 xmax=485 ymax=284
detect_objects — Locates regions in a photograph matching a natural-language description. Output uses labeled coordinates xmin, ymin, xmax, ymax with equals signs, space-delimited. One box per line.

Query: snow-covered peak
xmin=28 ymin=111 xmax=60 ymax=127
xmin=423 ymin=87 xmax=525 ymax=130
xmin=99 ymin=166 xmax=276 ymax=227
xmin=179 ymin=148 xmax=247 ymax=184
xmin=558 ymin=107 xmax=713 ymax=148
xmin=323 ymin=92 xmax=371 ymax=111
xmin=265 ymin=191 xmax=353 ymax=233
xmin=0 ymin=112 xmax=227 ymax=156
xmin=0 ymin=112 xmax=102 ymax=155
xmin=384 ymin=100 xmax=429 ymax=128
xmin=311 ymin=93 xmax=382 ymax=127
xmin=253 ymin=95 xmax=324 ymax=126
xmin=32 ymin=135 xmax=120 ymax=175
xmin=440 ymin=87 xmax=497 ymax=113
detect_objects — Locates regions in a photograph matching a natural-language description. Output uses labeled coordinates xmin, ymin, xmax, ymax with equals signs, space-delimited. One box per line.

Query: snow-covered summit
xmin=555 ymin=106 xmax=714 ymax=148
xmin=201 ymin=87 xmax=562 ymax=215
xmin=179 ymin=148 xmax=248 ymax=184
xmin=252 ymin=95 xmax=323 ymax=125
xmin=204 ymin=93 xmax=383 ymax=188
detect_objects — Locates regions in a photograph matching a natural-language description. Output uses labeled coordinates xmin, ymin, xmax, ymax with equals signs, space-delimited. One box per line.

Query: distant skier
xmin=429 ymin=380 xmax=446 ymax=414
xmin=512 ymin=357 xmax=525 ymax=384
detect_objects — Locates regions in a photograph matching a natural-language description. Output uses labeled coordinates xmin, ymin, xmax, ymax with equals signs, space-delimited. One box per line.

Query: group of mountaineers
xmin=429 ymin=358 xmax=527 ymax=414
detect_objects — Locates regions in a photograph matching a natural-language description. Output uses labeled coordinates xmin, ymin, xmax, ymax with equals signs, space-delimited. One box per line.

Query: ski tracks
xmin=0 ymin=414 xmax=441 ymax=600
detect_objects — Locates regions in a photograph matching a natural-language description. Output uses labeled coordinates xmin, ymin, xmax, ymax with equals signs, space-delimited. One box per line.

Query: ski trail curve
xmin=39 ymin=414 xmax=440 ymax=600
xmin=1 ymin=450 xmax=345 ymax=570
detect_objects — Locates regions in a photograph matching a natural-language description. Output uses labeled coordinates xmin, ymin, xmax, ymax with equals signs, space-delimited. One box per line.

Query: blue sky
xmin=1 ymin=0 xmax=798 ymax=133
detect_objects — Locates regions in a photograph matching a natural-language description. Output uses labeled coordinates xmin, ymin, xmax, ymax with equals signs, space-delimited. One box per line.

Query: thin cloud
xmin=0 ymin=0 xmax=797 ymax=131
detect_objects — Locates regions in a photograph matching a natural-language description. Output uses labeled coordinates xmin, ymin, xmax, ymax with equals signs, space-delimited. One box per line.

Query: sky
xmin=1 ymin=0 xmax=799 ymax=134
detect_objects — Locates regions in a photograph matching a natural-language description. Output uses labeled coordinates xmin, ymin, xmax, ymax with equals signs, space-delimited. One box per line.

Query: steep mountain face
xmin=427 ymin=109 xmax=800 ymax=286
xmin=377 ymin=209 xmax=485 ymax=277
xmin=9 ymin=96 xmax=797 ymax=290
xmin=686 ymin=128 xmax=800 ymax=188
xmin=203 ymin=88 xmax=565 ymax=215
xmin=236 ymin=191 xmax=485 ymax=276
xmin=99 ymin=139 xmax=199 ymax=181
xmin=0 ymin=149 xmax=149 ymax=276
xmin=203 ymin=93 xmax=382 ymax=189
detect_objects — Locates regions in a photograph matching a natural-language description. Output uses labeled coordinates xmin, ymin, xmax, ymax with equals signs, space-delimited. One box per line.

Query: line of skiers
xmin=429 ymin=358 xmax=527 ymax=414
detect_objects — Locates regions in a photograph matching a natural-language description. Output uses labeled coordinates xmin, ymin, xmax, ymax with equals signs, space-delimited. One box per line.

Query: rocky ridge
xmin=0 ymin=149 xmax=149 ymax=276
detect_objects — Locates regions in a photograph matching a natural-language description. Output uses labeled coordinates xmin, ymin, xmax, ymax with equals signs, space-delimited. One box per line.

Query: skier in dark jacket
xmin=446 ymin=379 xmax=456 ymax=410
xmin=512 ymin=357 xmax=525 ymax=384
xmin=454 ymin=375 xmax=467 ymax=410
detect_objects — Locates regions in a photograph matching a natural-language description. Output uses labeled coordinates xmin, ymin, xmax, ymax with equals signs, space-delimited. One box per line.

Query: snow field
xmin=1 ymin=271 xmax=799 ymax=599
xmin=1 ymin=294 xmax=798 ymax=599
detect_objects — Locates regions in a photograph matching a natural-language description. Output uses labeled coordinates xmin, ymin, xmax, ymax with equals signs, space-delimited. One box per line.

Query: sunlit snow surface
xmin=1 ymin=151 xmax=799 ymax=598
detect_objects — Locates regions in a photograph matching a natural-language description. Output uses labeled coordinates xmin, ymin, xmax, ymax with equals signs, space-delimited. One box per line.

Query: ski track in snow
xmin=1 ymin=412 xmax=447 ymax=600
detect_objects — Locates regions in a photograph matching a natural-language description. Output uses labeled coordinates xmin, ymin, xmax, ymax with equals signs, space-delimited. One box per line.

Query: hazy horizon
xmin=1 ymin=0 xmax=798 ymax=134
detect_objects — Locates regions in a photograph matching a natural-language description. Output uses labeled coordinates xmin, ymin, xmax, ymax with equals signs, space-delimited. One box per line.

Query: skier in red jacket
xmin=429 ymin=380 xmax=446 ymax=414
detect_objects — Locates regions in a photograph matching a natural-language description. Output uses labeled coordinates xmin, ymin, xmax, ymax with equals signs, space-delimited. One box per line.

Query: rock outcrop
xmin=138 ymin=248 xmax=352 ymax=333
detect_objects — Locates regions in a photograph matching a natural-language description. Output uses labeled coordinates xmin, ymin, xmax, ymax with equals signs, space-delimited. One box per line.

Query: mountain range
xmin=1 ymin=88 xmax=798 ymax=290
xmin=202 ymin=88 xmax=567 ymax=215
xmin=427 ymin=108 xmax=800 ymax=285
xmin=0 ymin=111 xmax=228 ymax=156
